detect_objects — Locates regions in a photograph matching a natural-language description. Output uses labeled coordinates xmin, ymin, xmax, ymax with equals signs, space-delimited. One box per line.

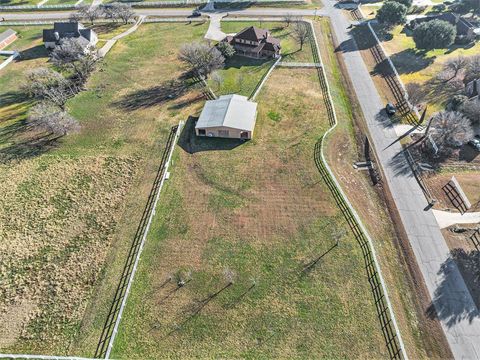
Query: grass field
xmin=0 ymin=22 xmax=211 ymax=355
xmin=112 ymin=66 xmax=388 ymax=359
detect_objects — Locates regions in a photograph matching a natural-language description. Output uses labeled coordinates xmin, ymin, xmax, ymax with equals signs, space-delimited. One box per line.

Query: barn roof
xmin=195 ymin=94 xmax=257 ymax=132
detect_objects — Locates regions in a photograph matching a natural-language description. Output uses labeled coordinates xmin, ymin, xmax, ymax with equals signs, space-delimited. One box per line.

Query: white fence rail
xmin=307 ymin=19 xmax=408 ymax=359
xmin=365 ymin=20 xmax=420 ymax=119
xmin=0 ymin=0 xmax=304 ymax=10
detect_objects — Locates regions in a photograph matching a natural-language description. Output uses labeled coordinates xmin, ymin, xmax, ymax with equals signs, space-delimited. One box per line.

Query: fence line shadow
xmin=94 ymin=125 xmax=178 ymax=358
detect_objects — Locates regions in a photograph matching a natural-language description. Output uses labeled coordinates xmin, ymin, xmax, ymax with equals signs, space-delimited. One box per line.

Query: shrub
xmin=216 ymin=41 xmax=236 ymax=58
xmin=395 ymin=0 xmax=412 ymax=8
xmin=447 ymin=95 xmax=468 ymax=110
xmin=413 ymin=19 xmax=456 ymax=49
xmin=376 ymin=1 xmax=408 ymax=27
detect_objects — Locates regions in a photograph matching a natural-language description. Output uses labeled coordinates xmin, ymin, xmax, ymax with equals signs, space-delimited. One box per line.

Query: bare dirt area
xmin=425 ymin=172 xmax=480 ymax=213
xmin=315 ymin=18 xmax=452 ymax=359
xmin=112 ymin=68 xmax=388 ymax=359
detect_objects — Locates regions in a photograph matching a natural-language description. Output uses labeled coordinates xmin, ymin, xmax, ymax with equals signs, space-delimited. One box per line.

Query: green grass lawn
xmin=376 ymin=23 xmax=480 ymax=113
xmin=0 ymin=0 xmax=39 ymax=5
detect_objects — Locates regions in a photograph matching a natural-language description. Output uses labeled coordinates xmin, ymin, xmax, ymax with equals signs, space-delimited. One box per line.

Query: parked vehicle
xmin=467 ymin=138 xmax=480 ymax=151
xmin=191 ymin=9 xmax=201 ymax=17
xmin=385 ymin=103 xmax=396 ymax=115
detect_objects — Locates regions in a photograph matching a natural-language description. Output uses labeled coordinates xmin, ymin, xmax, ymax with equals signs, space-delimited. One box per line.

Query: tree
xmin=460 ymin=0 xmax=480 ymax=13
xmin=178 ymin=42 xmax=225 ymax=79
xmin=464 ymin=55 xmax=480 ymax=84
xmin=22 ymin=68 xmax=74 ymax=110
xmin=78 ymin=5 xmax=102 ymax=25
xmin=429 ymin=111 xmax=474 ymax=151
xmin=103 ymin=3 xmax=134 ymax=24
xmin=210 ymin=71 xmax=223 ymax=91
xmin=460 ymin=101 xmax=480 ymax=125
xmin=442 ymin=56 xmax=469 ymax=82
xmin=394 ymin=0 xmax=412 ymax=8
xmin=405 ymin=82 xmax=426 ymax=107
xmin=413 ymin=19 xmax=456 ymax=50
xmin=283 ymin=13 xmax=294 ymax=27
xmin=69 ymin=12 xmax=83 ymax=23
xmin=376 ymin=1 xmax=408 ymax=27
xmin=448 ymin=94 xmax=468 ymax=111
xmin=292 ymin=21 xmax=309 ymax=50
xmin=216 ymin=41 xmax=235 ymax=58
xmin=28 ymin=102 xmax=80 ymax=136
xmin=50 ymin=38 xmax=97 ymax=84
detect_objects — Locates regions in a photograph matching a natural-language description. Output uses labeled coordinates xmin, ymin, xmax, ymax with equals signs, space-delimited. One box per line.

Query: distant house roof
xmin=412 ymin=12 xmax=475 ymax=36
xmin=227 ymin=26 xmax=281 ymax=54
xmin=43 ymin=22 xmax=95 ymax=46
xmin=235 ymin=26 xmax=269 ymax=42
xmin=195 ymin=94 xmax=257 ymax=132
xmin=0 ymin=29 xmax=17 ymax=43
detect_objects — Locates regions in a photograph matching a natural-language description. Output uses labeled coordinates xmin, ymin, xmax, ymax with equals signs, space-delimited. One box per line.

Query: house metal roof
xmin=43 ymin=22 xmax=94 ymax=44
xmin=195 ymin=94 xmax=257 ymax=132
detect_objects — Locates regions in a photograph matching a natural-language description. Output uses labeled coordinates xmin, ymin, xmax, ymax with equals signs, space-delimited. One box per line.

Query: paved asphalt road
xmin=320 ymin=0 xmax=480 ymax=358
xmin=1 ymin=3 xmax=479 ymax=358
xmin=0 ymin=8 xmax=320 ymax=21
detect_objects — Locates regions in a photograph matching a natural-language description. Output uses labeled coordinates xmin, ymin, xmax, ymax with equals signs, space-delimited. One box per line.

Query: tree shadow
xmin=177 ymin=116 xmax=246 ymax=154
xmin=113 ymin=79 xmax=190 ymax=111
xmin=426 ymin=249 xmax=480 ymax=327
xmin=388 ymin=149 xmax=416 ymax=177
xmin=459 ymin=145 xmax=479 ymax=162
xmin=223 ymin=55 xmax=269 ymax=70
xmin=89 ymin=23 xmax=123 ymax=35
xmin=0 ymin=91 xmax=29 ymax=111
xmin=382 ymin=49 xmax=435 ymax=75
xmin=17 ymin=45 xmax=49 ymax=61
xmin=0 ymin=133 xmax=60 ymax=163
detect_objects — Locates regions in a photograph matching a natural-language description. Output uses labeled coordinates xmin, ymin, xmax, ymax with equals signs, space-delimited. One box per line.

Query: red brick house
xmin=222 ymin=26 xmax=281 ymax=59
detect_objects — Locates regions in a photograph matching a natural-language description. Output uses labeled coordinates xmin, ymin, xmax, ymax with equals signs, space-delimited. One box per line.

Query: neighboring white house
xmin=195 ymin=94 xmax=258 ymax=140
xmin=43 ymin=22 xmax=98 ymax=50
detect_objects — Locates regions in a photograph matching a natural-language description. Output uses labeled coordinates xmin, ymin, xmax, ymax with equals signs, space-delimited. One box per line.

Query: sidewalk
xmin=321 ymin=0 xmax=480 ymax=358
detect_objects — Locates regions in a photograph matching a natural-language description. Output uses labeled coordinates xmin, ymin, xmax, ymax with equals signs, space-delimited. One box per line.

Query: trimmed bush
xmin=376 ymin=1 xmax=408 ymax=27
xmin=413 ymin=19 xmax=456 ymax=49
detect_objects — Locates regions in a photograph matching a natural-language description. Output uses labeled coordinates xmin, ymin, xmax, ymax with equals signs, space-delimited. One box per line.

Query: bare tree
xmin=69 ymin=11 xmax=83 ymax=23
xmin=50 ymin=38 xmax=97 ymax=84
xmin=442 ymin=56 xmax=469 ymax=82
xmin=405 ymin=82 xmax=426 ymax=108
xmin=178 ymin=42 xmax=225 ymax=79
xmin=22 ymin=68 xmax=75 ymax=110
xmin=429 ymin=111 xmax=474 ymax=152
xmin=460 ymin=100 xmax=480 ymax=125
xmin=283 ymin=13 xmax=293 ymax=27
xmin=28 ymin=102 xmax=80 ymax=136
xmin=223 ymin=268 xmax=236 ymax=285
xmin=78 ymin=5 xmax=102 ymax=25
xmin=210 ymin=71 xmax=223 ymax=91
xmin=103 ymin=3 xmax=134 ymax=24
xmin=465 ymin=54 xmax=480 ymax=84
xmin=292 ymin=21 xmax=309 ymax=50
